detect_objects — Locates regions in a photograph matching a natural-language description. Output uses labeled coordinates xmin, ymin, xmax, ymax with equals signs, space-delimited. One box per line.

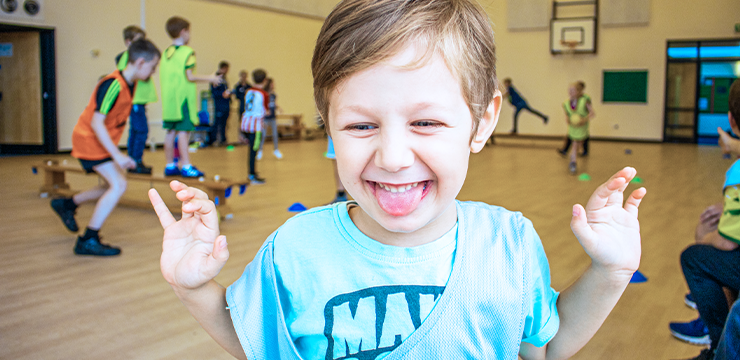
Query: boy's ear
xmin=470 ymin=90 xmax=502 ymax=153
xmin=730 ymin=111 xmax=740 ymax=135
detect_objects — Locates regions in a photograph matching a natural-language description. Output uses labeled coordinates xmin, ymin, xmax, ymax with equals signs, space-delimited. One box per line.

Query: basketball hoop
xmin=560 ymin=40 xmax=579 ymax=56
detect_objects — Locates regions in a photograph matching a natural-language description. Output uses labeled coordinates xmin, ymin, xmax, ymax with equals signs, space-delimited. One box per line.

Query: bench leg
xmin=207 ymin=188 xmax=234 ymax=221
xmin=40 ymin=169 xmax=71 ymax=195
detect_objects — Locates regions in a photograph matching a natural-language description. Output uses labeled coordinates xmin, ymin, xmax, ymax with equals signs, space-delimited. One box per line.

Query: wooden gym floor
xmin=0 ymin=137 xmax=729 ymax=359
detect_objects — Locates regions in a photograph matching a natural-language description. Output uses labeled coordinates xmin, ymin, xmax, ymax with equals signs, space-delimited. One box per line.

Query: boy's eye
xmin=413 ymin=120 xmax=442 ymax=127
xmin=347 ymin=124 xmax=377 ymax=131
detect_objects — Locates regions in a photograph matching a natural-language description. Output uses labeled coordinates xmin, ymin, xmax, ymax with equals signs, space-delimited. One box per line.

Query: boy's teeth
xmin=379 ymin=182 xmax=421 ymax=194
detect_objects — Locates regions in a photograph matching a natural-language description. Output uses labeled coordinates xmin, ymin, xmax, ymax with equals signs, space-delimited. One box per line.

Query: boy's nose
xmin=374 ymin=131 xmax=414 ymax=173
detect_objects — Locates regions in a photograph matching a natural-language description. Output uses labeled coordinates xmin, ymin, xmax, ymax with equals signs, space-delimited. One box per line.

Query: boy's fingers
xmin=149 ymin=188 xmax=177 ymax=228
xmin=623 ymin=187 xmax=646 ymax=217
xmin=587 ymin=167 xmax=636 ymax=210
xmin=174 ymin=185 xmax=210 ymax=202
xmin=182 ymin=198 xmax=219 ymax=230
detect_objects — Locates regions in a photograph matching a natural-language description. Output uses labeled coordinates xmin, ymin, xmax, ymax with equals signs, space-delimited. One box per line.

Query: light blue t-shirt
xmin=226 ymin=201 xmax=560 ymax=359
xmin=274 ymin=203 xmax=456 ymax=360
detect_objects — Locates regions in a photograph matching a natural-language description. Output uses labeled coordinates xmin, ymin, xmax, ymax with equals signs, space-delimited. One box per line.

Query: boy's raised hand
xmin=149 ymin=181 xmax=229 ymax=293
xmin=571 ymin=167 xmax=646 ymax=281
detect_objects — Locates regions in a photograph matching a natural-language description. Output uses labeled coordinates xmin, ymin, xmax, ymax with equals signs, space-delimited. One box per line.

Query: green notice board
xmin=603 ymin=70 xmax=648 ymax=103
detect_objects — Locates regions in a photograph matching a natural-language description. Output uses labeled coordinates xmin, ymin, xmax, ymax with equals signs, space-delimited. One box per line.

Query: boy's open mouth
xmin=367 ymin=180 xmax=431 ymax=216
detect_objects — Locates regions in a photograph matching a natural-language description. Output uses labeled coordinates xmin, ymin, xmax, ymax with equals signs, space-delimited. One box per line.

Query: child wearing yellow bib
xmin=563 ymin=82 xmax=595 ymax=174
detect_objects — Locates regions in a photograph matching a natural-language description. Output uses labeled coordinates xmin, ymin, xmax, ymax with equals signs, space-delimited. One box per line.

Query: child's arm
xmin=186 ymin=69 xmax=222 ymax=85
xmin=519 ymin=168 xmax=646 ymax=360
xmin=90 ymin=112 xmax=135 ymax=170
xmin=718 ymin=127 xmax=740 ymax=157
xmin=149 ymin=182 xmax=247 ymax=360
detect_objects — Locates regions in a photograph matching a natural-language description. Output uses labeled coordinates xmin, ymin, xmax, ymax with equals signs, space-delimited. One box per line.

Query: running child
xmin=52 ymin=39 xmax=160 ymax=256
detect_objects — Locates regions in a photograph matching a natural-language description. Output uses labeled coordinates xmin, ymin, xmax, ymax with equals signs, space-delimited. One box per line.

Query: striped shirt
xmin=241 ymin=88 xmax=269 ymax=133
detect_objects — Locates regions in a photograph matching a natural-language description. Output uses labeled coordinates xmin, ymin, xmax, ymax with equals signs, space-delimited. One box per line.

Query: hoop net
xmin=560 ymin=40 xmax=579 ymax=56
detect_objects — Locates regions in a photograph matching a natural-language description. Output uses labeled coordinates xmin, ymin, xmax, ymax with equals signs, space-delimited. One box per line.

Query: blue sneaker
xmin=670 ymin=317 xmax=710 ymax=346
xmin=685 ymin=293 xmax=698 ymax=310
xmin=164 ymin=165 xmax=180 ymax=177
xmin=181 ymin=165 xmax=204 ymax=178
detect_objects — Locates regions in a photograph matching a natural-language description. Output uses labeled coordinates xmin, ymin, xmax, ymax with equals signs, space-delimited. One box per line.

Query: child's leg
xmin=248 ymin=133 xmax=257 ymax=175
xmin=560 ymin=137 xmax=572 ymax=153
xmin=271 ymin=120 xmax=279 ymax=150
xmin=72 ymin=184 xmax=109 ymax=206
xmin=87 ymin=162 xmax=127 ymax=230
xmin=681 ymin=245 xmax=740 ymax=350
xmin=569 ymin=140 xmax=580 ymax=163
xmin=128 ymin=104 xmax=149 ymax=163
xmin=511 ymin=106 xmax=523 ymax=133
xmin=524 ymin=105 xmax=548 ymax=122
xmin=164 ymin=129 xmax=177 ymax=164
xmin=177 ymin=131 xmax=191 ymax=166
xmin=582 ymin=137 xmax=590 ymax=155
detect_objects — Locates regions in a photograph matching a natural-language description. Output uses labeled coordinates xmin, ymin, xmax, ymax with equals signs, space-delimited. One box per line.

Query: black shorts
xmin=78 ymin=158 xmax=112 ymax=174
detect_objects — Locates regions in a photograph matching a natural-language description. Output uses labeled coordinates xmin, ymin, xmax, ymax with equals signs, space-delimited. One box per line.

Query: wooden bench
xmin=33 ymin=160 xmax=249 ymax=220
xmin=264 ymin=114 xmax=304 ymax=141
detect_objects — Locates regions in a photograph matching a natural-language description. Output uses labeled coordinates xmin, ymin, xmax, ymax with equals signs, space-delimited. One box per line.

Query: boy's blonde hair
xmin=312 ymin=0 xmax=497 ymax=135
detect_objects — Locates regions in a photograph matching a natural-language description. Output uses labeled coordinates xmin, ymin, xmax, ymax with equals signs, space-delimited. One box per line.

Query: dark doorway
xmin=664 ymin=39 xmax=740 ymax=144
xmin=0 ymin=23 xmax=56 ymax=154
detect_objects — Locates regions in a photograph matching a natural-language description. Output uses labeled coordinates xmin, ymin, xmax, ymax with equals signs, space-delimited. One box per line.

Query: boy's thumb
xmin=570 ymin=204 xmax=592 ymax=246
xmin=213 ymin=235 xmax=230 ymax=263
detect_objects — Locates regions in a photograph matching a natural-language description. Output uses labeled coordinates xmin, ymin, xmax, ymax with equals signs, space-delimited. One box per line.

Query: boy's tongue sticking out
xmin=374 ymin=181 xmax=425 ymax=216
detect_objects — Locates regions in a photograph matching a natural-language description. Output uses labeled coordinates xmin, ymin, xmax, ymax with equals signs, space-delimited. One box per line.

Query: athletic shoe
xmin=273 ymin=149 xmax=283 ymax=159
xmin=51 ymin=198 xmax=79 ymax=232
xmin=128 ymin=162 xmax=152 ymax=175
xmin=544 ymin=116 xmax=549 ymax=124
xmin=181 ymin=165 xmax=205 ymax=178
xmin=568 ymin=162 xmax=577 ymax=174
xmin=256 ymin=150 xmax=263 ymax=160
xmin=249 ymin=174 xmax=265 ymax=184
xmin=557 ymin=149 xmax=567 ymax=156
xmin=164 ymin=165 xmax=180 ymax=177
xmin=685 ymin=293 xmax=698 ymax=310
xmin=669 ymin=317 xmax=711 ymax=346
xmin=74 ymin=235 xmax=121 ymax=256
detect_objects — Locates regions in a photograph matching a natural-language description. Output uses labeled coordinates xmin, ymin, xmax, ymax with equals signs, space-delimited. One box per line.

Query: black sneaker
xmin=74 ymin=236 xmax=121 ymax=256
xmin=51 ymin=198 xmax=79 ymax=232
xmin=557 ymin=149 xmax=568 ymax=157
xmin=249 ymin=174 xmax=266 ymax=185
xmin=128 ymin=162 xmax=153 ymax=175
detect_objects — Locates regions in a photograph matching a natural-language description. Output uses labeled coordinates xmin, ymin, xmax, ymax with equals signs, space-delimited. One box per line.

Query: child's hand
xmin=149 ymin=181 xmax=229 ymax=294
xmin=570 ymin=167 xmax=646 ymax=281
xmin=114 ymin=154 xmax=136 ymax=170
xmin=718 ymin=127 xmax=733 ymax=155
xmin=700 ymin=203 xmax=723 ymax=225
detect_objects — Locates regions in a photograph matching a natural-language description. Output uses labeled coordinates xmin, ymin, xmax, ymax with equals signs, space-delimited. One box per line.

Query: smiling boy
xmin=149 ymin=1 xmax=646 ymax=359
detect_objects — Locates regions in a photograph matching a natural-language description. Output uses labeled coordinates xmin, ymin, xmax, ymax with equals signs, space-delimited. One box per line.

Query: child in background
xmin=232 ymin=70 xmax=251 ymax=119
xmin=500 ymin=78 xmax=549 ymax=134
xmin=563 ymin=82 xmax=595 ymax=174
xmin=52 ymin=39 xmax=160 ymax=256
xmin=259 ymin=77 xmax=283 ymax=159
xmin=149 ymin=1 xmax=645 ymax=359
xmin=115 ymin=25 xmax=158 ymax=174
xmin=240 ymin=69 xmax=269 ymax=184
xmin=209 ymin=61 xmax=231 ymax=147
xmin=670 ymin=80 xmax=740 ymax=360
xmin=558 ymin=81 xmax=592 ymax=157
xmin=159 ymin=16 xmax=221 ymax=178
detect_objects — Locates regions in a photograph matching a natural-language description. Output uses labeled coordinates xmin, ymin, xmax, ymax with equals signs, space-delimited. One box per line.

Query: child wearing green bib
xmin=160 ymin=16 xmax=221 ymax=178
xmin=116 ymin=26 xmax=158 ymax=174
xmin=563 ymin=82 xmax=595 ymax=174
